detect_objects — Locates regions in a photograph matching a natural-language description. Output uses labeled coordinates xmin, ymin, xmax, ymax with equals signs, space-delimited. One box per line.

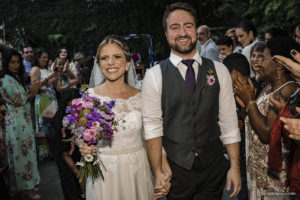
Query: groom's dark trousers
xmin=167 ymin=154 xmax=229 ymax=200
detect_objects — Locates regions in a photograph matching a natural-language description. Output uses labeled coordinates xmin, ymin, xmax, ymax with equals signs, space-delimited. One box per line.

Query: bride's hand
xmin=79 ymin=142 xmax=96 ymax=156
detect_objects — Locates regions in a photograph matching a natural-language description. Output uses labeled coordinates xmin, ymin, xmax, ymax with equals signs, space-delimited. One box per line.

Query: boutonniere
xmin=202 ymin=69 xmax=215 ymax=94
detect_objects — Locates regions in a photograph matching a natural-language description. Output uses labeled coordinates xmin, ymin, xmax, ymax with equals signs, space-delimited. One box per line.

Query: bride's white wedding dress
xmin=86 ymin=88 xmax=154 ymax=200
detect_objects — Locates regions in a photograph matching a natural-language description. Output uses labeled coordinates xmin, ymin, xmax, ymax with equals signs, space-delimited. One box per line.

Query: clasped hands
xmin=154 ymin=155 xmax=172 ymax=199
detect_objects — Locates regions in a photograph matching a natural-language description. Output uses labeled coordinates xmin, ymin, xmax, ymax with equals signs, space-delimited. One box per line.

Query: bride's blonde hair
xmin=96 ymin=35 xmax=131 ymax=63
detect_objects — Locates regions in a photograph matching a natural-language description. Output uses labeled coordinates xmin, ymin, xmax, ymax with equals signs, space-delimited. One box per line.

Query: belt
xmin=98 ymin=143 xmax=144 ymax=155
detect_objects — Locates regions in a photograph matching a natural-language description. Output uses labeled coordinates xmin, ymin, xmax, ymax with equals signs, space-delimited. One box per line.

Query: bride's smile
xmin=98 ymin=43 xmax=130 ymax=83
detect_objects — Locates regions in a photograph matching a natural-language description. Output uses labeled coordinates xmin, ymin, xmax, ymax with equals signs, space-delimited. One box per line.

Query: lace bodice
xmin=87 ymin=88 xmax=143 ymax=153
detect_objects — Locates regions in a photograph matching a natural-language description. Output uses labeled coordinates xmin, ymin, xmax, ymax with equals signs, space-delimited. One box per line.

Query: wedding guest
xmin=250 ymin=41 xmax=268 ymax=89
xmin=225 ymin=28 xmax=243 ymax=53
xmin=270 ymin=46 xmax=300 ymax=198
xmin=223 ymin=53 xmax=255 ymax=200
xmin=51 ymin=48 xmax=77 ymax=79
xmin=216 ymin=36 xmax=234 ymax=62
xmin=234 ymin=37 xmax=299 ymax=199
xmin=264 ymin=27 xmax=287 ymax=42
xmin=52 ymin=57 xmax=78 ymax=98
xmin=31 ymin=48 xmax=58 ymax=137
xmin=0 ymin=44 xmax=10 ymax=200
xmin=236 ymin=20 xmax=258 ymax=77
xmin=0 ymin=49 xmax=41 ymax=199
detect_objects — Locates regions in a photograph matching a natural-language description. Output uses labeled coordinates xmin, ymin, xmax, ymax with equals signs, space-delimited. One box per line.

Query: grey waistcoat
xmin=160 ymin=57 xmax=224 ymax=170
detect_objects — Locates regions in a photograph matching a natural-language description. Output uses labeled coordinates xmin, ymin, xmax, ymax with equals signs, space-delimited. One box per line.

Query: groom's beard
xmin=168 ymin=36 xmax=197 ymax=55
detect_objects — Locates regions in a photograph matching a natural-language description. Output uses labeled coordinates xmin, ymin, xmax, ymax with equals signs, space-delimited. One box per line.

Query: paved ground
xmin=38 ymin=159 xmax=64 ymax=200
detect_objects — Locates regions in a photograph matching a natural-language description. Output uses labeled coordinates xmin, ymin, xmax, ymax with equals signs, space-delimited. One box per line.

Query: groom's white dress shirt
xmin=142 ymin=51 xmax=241 ymax=145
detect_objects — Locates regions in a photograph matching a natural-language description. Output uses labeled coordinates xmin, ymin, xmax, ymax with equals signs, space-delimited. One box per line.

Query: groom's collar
xmin=169 ymin=51 xmax=202 ymax=67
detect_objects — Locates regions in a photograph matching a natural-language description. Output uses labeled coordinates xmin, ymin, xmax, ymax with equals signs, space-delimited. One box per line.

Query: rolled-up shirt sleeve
xmin=214 ymin=61 xmax=241 ymax=145
xmin=141 ymin=65 xmax=164 ymax=140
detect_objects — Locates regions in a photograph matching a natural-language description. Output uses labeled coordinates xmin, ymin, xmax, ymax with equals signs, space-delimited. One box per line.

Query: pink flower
xmin=91 ymin=121 xmax=100 ymax=129
xmin=82 ymin=102 xmax=93 ymax=108
xmin=83 ymin=129 xmax=97 ymax=141
xmin=72 ymin=98 xmax=85 ymax=105
xmin=206 ymin=75 xmax=215 ymax=86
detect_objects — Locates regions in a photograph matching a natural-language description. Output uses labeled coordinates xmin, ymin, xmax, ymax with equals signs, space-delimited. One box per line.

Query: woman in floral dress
xmin=234 ymin=38 xmax=299 ymax=199
xmin=0 ymin=49 xmax=41 ymax=199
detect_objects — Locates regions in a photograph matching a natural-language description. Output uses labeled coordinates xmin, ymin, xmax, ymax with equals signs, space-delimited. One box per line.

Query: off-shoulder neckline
xmin=88 ymin=88 xmax=141 ymax=101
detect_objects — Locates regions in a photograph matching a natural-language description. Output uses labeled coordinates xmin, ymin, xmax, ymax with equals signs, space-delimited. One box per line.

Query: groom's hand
xmin=226 ymin=166 xmax=241 ymax=198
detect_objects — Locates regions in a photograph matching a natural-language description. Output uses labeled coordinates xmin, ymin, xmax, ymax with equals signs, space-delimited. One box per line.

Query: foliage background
xmin=0 ymin=0 xmax=299 ymax=66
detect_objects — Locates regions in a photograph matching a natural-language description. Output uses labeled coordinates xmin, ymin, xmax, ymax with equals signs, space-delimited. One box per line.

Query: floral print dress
xmin=0 ymin=75 xmax=40 ymax=191
xmin=245 ymin=83 xmax=294 ymax=200
xmin=35 ymin=68 xmax=57 ymax=133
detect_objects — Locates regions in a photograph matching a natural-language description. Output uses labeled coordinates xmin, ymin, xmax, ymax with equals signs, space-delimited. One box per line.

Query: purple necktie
xmin=182 ymin=59 xmax=196 ymax=93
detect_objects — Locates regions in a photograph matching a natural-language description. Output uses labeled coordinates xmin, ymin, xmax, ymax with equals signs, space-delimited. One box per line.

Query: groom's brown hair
xmin=162 ymin=2 xmax=197 ymax=31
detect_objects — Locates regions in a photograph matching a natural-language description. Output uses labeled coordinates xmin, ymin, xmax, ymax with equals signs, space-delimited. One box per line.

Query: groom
xmin=142 ymin=2 xmax=241 ymax=199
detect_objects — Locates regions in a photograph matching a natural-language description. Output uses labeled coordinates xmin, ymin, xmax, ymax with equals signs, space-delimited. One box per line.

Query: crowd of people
xmin=1 ymin=2 xmax=300 ymax=200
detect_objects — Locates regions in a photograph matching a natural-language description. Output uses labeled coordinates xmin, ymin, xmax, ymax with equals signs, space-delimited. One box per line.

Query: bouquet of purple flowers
xmin=62 ymin=92 xmax=117 ymax=183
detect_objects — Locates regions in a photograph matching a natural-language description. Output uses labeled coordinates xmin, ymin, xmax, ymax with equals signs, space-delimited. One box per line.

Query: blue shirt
xmin=23 ymin=59 xmax=31 ymax=73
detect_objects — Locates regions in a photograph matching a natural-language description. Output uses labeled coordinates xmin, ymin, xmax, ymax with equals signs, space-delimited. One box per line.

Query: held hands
xmin=280 ymin=107 xmax=300 ymax=141
xmin=226 ymin=166 xmax=242 ymax=198
xmin=154 ymin=155 xmax=172 ymax=199
xmin=154 ymin=169 xmax=171 ymax=199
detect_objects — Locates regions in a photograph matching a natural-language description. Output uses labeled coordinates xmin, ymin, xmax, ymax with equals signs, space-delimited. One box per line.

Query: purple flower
xmin=62 ymin=116 xmax=70 ymax=127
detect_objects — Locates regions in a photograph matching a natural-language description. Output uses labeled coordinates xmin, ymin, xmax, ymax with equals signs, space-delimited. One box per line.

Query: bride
xmin=79 ymin=35 xmax=165 ymax=200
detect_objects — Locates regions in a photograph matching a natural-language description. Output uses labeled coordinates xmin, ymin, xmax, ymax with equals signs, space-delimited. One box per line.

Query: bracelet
xmin=246 ymin=100 xmax=256 ymax=113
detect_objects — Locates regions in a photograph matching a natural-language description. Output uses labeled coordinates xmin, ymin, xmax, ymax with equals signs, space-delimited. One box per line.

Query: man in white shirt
xmin=142 ymin=2 xmax=241 ymax=199
xmin=197 ymin=25 xmax=219 ymax=61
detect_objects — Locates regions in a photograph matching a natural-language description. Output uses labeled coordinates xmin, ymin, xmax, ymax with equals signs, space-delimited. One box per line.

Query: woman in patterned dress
xmin=234 ymin=38 xmax=300 ymax=199
xmin=30 ymin=48 xmax=58 ymax=140
xmin=0 ymin=49 xmax=41 ymax=199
